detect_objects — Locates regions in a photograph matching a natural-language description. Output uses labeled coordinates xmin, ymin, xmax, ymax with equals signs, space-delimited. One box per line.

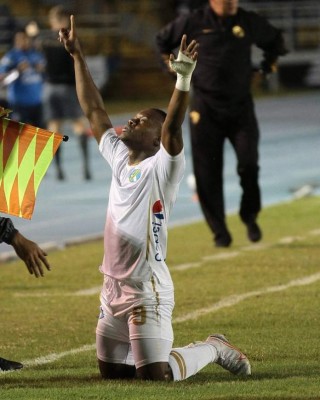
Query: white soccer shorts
xmin=96 ymin=303 xmax=174 ymax=368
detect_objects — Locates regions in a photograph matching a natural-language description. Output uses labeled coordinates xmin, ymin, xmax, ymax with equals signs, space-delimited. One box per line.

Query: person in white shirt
xmin=59 ymin=15 xmax=251 ymax=381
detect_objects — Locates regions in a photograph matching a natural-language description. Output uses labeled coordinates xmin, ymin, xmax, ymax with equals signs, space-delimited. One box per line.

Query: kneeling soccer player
xmin=59 ymin=15 xmax=251 ymax=381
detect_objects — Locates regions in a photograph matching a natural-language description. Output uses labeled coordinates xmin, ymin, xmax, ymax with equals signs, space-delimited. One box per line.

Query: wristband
xmin=175 ymin=74 xmax=192 ymax=91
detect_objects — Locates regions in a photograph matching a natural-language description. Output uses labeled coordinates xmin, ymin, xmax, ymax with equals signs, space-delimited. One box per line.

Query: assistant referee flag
xmin=0 ymin=109 xmax=63 ymax=219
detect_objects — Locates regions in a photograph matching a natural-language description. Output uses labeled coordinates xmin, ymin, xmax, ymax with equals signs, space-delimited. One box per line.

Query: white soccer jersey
xmin=98 ymin=128 xmax=185 ymax=288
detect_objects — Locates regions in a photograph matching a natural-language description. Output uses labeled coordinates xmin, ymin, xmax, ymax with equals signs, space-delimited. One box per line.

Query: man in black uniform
xmin=0 ymin=216 xmax=50 ymax=371
xmin=156 ymin=0 xmax=287 ymax=247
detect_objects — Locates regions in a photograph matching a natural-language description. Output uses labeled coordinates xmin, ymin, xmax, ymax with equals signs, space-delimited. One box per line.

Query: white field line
xmin=308 ymin=228 xmax=320 ymax=236
xmin=278 ymin=236 xmax=304 ymax=244
xmin=5 ymin=270 xmax=319 ymax=372
xmin=74 ymin=286 xmax=102 ymax=296
xmin=173 ymin=271 xmax=320 ymax=323
xmin=22 ymin=344 xmax=96 ymax=368
xmin=202 ymin=251 xmax=240 ymax=262
xmin=172 ymin=228 xmax=320 ymax=272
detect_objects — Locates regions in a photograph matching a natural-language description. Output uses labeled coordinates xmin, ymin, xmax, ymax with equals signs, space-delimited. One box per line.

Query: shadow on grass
xmin=2 ymin=366 xmax=320 ymax=389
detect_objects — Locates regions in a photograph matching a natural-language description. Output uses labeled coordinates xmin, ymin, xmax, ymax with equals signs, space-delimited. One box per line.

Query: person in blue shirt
xmin=0 ymin=29 xmax=45 ymax=127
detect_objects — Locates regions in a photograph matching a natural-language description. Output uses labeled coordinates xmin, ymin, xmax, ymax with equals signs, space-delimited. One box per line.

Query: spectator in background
xmin=156 ymin=0 xmax=287 ymax=247
xmin=40 ymin=5 xmax=92 ymax=180
xmin=0 ymin=29 xmax=45 ymax=127
xmin=0 ymin=5 xmax=18 ymax=109
xmin=0 ymin=215 xmax=51 ymax=371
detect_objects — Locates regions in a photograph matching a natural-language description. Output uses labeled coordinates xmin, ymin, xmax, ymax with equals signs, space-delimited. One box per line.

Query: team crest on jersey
xmin=109 ymin=136 xmax=118 ymax=144
xmin=152 ymin=200 xmax=164 ymax=220
xmin=129 ymin=167 xmax=142 ymax=182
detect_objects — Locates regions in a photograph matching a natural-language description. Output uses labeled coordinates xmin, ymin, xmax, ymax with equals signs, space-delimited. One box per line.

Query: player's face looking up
xmin=120 ymin=109 xmax=162 ymax=152
xmin=128 ymin=115 xmax=148 ymax=130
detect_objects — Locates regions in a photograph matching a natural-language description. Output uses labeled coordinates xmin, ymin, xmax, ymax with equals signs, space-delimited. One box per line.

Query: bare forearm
xmin=72 ymin=52 xmax=105 ymax=117
xmin=165 ymin=88 xmax=189 ymax=132
xmin=72 ymin=51 xmax=112 ymax=142
xmin=59 ymin=16 xmax=112 ymax=142
xmin=161 ymin=88 xmax=189 ymax=154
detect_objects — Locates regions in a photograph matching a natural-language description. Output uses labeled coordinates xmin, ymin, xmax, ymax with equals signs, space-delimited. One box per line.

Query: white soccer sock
xmin=169 ymin=343 xmax=218 ymax=381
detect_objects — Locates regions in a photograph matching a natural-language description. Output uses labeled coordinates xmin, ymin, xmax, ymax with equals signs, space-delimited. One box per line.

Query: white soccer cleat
xmin=206 ymin=334 xmax=251 ymax=376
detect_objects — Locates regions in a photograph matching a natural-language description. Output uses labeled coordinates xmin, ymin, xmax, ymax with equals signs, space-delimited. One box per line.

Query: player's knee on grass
xmin=98 ymin=360 xmax=136 ymax=379
xmin=135 ymin=361 xmax=173 ymax=381
xmin=98 ymin=360 xmax=173 ymax=381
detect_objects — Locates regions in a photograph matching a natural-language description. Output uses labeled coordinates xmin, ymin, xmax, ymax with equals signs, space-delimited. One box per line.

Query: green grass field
xmin=1 ymin=196 xmax=320 ymax=399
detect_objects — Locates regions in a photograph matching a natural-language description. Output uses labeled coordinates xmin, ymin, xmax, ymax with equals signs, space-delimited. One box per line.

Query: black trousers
xmin=9 ymin=103 xmax=43 ymax=128
xmin=189 ymin=94 xmax=261 ymax=240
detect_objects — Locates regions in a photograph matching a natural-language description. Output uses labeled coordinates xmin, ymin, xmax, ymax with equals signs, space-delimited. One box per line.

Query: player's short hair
xmin=150 ymin=108 xmax=167 ymax=124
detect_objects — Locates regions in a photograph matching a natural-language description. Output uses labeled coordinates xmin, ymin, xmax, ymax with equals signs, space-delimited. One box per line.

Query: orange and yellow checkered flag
xmin=0 ymin=109 xmax=64 ymax=219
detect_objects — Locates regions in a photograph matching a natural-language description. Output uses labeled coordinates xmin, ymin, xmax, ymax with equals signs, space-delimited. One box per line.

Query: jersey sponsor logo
xmin=128 ymin=167 xmax=142 ymax=182
xmin=152 ymin=199 xmax=164 ymax=220
xmin=152 ymin=200 xmax=164 ymax=261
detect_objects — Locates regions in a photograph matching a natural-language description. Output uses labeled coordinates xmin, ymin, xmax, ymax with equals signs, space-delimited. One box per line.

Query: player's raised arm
xmin=161 ymin=35 xmax=198 ymax=156
xmin=59 ymin=15 xmax=112 ymax=143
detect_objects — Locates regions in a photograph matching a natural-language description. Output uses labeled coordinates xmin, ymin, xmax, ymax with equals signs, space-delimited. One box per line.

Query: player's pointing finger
xmin=70 ymin=14 xmax=75 ymax=33
xmin=180 ymin=34 xmax=187 ymax=52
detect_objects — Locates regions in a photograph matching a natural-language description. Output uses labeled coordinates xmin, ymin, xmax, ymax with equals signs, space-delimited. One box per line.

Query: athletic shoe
xmin=206 ymin=334 xmax=251 ymax=376
xmin=57 ymin=168 xmax=65 ymax=181
xmin=0 ymin=357 xmax=23 ymax=371
xmin=246 ymin=221 xmax=262 ymax=242
xmin=214 ymin=231 xmax=232 ymax=247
